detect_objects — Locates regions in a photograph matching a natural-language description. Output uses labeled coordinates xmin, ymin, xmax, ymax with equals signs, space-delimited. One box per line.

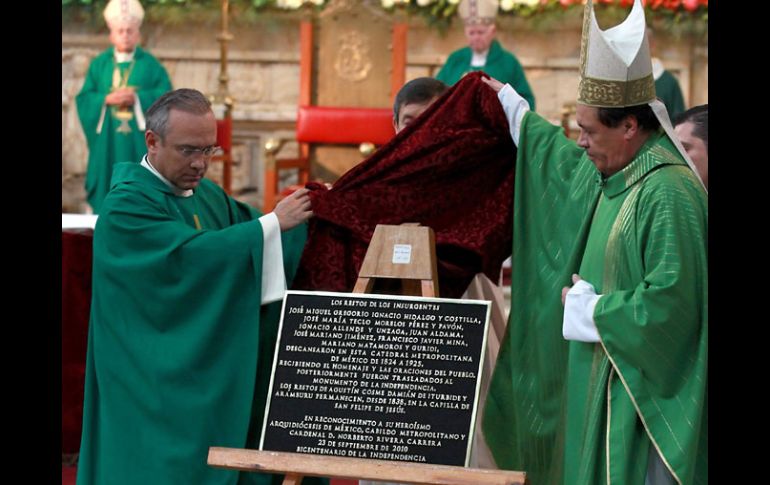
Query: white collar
xmin=471 ymin=49 xmax=489 ymax=67
xmin=114 ymin=49 xmax=136 ymax=63
xmin=651 ymin=57 xmax=664 ymax=80
xmin=141 ymin=155 xmax=193 ymax=197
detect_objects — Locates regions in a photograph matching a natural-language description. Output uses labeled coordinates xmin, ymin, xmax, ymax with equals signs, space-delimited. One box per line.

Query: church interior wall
xmin=62 ymin=15 xmax=707 ymax=212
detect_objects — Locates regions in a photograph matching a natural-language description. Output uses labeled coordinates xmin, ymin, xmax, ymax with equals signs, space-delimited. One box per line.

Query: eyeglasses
xmin=177 ymin=145 xmax=221 ymax=158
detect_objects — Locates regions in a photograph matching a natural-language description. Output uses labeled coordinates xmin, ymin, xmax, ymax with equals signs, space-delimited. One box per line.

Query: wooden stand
xmin=208 ymin=448 xmax=526 ymax=485
xmin=207 ymin=224 xmax=527 ymax=485
xmin=352 ymin=223 xmax=439 ymax=298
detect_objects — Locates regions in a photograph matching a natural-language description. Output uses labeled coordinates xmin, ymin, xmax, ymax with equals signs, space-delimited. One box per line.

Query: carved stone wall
xmin=62 ymin=14 xmax=707 ymax=211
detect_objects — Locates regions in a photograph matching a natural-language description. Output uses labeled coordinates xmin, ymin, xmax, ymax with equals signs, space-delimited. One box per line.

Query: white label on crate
xmin=392 ymin=244 xmax=412 ymax=264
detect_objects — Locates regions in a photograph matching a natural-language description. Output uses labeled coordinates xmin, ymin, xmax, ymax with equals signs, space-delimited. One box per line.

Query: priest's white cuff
xmin=258 ymin=212 xmax=286 ymax=304
xmin=562 ymin=279 xmax=601 ymax=343
xmin=498 ymin=83 xmax=530 ymax=147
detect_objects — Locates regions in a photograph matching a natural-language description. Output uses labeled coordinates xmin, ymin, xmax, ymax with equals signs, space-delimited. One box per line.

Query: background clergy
xmin=76 ymin=0 xmax=172 ymax=213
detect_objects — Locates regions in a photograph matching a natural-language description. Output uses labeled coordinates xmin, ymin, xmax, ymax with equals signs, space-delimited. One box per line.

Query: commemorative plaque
xmin=260 ymin=290 xmax=490 ymax=466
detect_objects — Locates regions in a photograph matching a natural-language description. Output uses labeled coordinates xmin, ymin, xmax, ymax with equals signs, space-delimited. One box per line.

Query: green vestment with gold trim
xmin=77 ymin=162 xmax=322 ymax=485
xmin=76 ymin=47 xmax=172 ymax=213
xmin=482 ymin=112 xmax=707 ymax=485
xmin=436 ymin=40 xmax=536 ymax=111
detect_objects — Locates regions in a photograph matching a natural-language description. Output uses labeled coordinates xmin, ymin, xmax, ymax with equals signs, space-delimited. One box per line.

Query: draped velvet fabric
xmin=61 ymin=229 xmax=94 ymax=454
xmin=292 ymin=72 xmax=515 ymax=298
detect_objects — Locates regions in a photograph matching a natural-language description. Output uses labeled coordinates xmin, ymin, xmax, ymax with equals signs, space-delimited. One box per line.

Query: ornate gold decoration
xmin=578 ymin=0 xmax=656 ymax=108
xmin=359 ymin=142 xmax=375 ymax=157
xmin=264 ymin=137 xmax=286 ymax=170
xmin=111 ymin=59 xmax=136 ymax=134
xmin=334 ymin=30 xmax=373 ymax=82
xmin=264 ymin=137 xmax=283 ymax=155
xmin=579 ymin=0 xmax=591 ymax=76
xmin=577 ymin=74 xmax=655 ymax=108
xmin=114 ymin=109 xmax=134 ymax=134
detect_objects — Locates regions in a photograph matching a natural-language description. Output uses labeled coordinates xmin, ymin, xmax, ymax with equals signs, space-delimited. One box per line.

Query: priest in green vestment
xmin=76 ymin=0 xmax=172 ymax=214
xmin=480 ymin=1 xmax=707 ymax=484
xmin=647 ymin=28 xmax=686 ymax=119
xmin=653 ymin=65 xmax=685 ymax=119
xmin=77 ymin=89 xmax=320 ymax=485
xmin=436 ymin=0 xmax=536 ymax=111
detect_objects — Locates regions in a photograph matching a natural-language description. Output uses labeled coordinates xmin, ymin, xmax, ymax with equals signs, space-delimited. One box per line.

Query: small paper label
xmin=392 ymin=244 xmax=412 ymax=264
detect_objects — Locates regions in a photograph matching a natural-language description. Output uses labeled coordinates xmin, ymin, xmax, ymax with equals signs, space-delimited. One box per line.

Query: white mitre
xmin=103 ymin=0 xmax=145 ymax=27
xmin=578 ymin=0 xmax=706 ymax=192
xmin=458 ymin=0 xmax=498 ymax=25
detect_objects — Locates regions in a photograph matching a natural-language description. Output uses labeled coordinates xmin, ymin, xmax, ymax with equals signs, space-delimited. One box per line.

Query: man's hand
xmin=105 ymin=88 xmax=136 ymax=107
xmin=562 ymin=274 xmax=582 ymax=305
xmin=273 ymin=188 xmax=313 ymax=231
xmin=481 ymin=76 xmax=505 ymax=93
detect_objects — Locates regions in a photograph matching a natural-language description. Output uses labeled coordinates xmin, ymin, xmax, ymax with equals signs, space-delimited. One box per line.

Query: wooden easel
xmin=352 ymin=223 xmax=439 ymax=298
xmin=207 ymin=224 xmax=527 ymax=485
xmin=207 ymin=448 xmax=526 ymax=485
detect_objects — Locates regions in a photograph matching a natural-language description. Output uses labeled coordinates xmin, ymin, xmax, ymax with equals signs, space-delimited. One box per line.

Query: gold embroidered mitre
xmin=578 ymin=0 xmax=656 ymax=108
xmin=458 ymin=0 xmax=498 ymax=25
xmin=104 ymin=0 xmax=145 ymax=27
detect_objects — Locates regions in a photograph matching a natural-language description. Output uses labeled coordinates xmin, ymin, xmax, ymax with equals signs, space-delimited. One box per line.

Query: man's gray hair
xmin=146 ymin=88 xmax=212 ymax=139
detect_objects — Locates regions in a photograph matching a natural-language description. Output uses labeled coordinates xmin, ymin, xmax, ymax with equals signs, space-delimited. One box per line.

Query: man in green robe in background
xmin=481 ymin=1 xmax=707 ymax=484
xmin=77 ymin=89 xmax=319 ymax=485
xmin=436 ymin=0 xmax=536 ymax=111
xmin=653 ymin=64 xmax=685 ymax=119
xmin=648 ymin=27 xmax=686 ymax=119
xmin=76 ymin=0 xmax=172 ymax=214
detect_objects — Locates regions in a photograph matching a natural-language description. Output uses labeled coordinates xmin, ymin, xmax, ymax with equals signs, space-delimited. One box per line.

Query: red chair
xmin=261 ymin=4 xmax=406 ymax=211
xmin=211 ymin=116 xmax=234 ymax=194
xmin=264 ymin=106 xmax=394 ymax=210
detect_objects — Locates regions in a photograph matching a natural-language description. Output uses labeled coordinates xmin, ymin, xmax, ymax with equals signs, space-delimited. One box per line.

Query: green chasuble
xmin=482 ymin=113 xmax=707 ymax=485
xmin=437 ymin=40 xmax=536 ymax=111
xmin=77 ymin=162 xmax=320 ymax=485
xmin=76 ymin=47 xmax=172 ymax=214
xmin=655 ymin=70 xmax=686 ymax=119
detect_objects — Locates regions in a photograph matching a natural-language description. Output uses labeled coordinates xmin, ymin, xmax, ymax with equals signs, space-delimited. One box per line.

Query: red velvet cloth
xmin=62 ymin=229 xmax=93 ymax=454
xmin=292 ymin=72 xmax=515 ymax=298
